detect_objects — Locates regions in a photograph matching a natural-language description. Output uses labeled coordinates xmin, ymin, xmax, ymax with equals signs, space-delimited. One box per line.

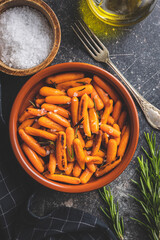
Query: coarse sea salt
xmin=0 ymin=6 xmax=53 ymax=69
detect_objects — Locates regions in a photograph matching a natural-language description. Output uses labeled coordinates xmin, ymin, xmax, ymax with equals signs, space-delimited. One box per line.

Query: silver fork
xmin=72 ymin=20 xmax=160 ymax=131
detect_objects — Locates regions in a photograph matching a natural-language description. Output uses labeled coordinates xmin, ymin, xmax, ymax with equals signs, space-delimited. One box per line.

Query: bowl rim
xmin=9 ymin=62 xmax=139 ymax=193
xmin=0 ymin=0 xmax=61 ymax=76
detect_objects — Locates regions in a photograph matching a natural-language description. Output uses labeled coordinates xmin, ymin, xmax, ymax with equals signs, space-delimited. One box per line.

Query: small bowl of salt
xmin=0 ymin=0 xmax=61 ymax=76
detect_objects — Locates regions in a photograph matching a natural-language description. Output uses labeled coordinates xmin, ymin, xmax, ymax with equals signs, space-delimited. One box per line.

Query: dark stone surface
xmin=1 ymin=0 xmax=160 ymax=239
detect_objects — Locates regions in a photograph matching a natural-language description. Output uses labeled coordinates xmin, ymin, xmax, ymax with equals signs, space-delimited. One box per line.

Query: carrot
xmin=91 ymin=87 xmax=104 ymax=111
xmin=85 ymin=139 xmax=93 ymax=148
xmin=66 ymin=127 xmax=75 ymax=162
xmin=67 ymin=84 xmax=93 ymax=98
xmin=18 ymin=118 xmax=34 ymax=130
xmin=88 ymin=96 xmax=94 ymax=108
xmin=79 ymin=94 xmax=91 ymax=137
xmin=92 ymin=130 xmax=103 ymax=156
xmin=118 ymin=111 xmax=127 ymax=129
xmin=56 ymin=77 xmax=92 ymax=90
xmin=101 ymin=100 xmax=113 ymax=124
xmin=22 ymin=143 xmax=44 ymax=173
xmin=93 ymin=75 xmax=119 ymax=102
xmin=56 ymin=131 xmax=67 ymax=170
xmin=41 ymin=103 xmax=70 ymax=119
xmin=117 ymin=125 xmax=130 ymax=158
xmin=31 ymin=121 xmax=41 ymax=129
xmin=93 ymin=82 xmax=110 ymax=105
xmin=86 ymin=162 xmax=97 ymax=173
xmin=25 ymin=126 xmax=57 ymax=141
xmin=39 ymin=86 xmax=66 ymax=97
xmin=100 ymin=124 xmax=121 ymax=138
xmin=85 ymin=156 xmax=103 ymax=164
xmin=18 ymin=105 xmax=33 ymax=123
xmin=76 ymin=130 xmax=85 ymax=148
xmin=102 ymin=133 xmax=109 ymax=148
xmin=46 ymin=72 xmax=85 ymax=84
xmin=80 ymin=168 xmax=93 ymax=184
xmin=89 ymin=108 xmax=99 ymax=134
xmin=26 ymin=107 xmax=47 ymax=117
xmin=45 ymin=173 xmax=81 ymax=184
xmin=96 ymin=150 xmax=105 ymax=158
xmin=35 ymin=98 xmax=45 ymax=107
xmin=45 ymin=96 xmax=71 ymax=105
xmin=95 ymin=158 xmax=121 ymax=177
xmin=38 ymin=116 xmax=65 ymax=132
xmin=47 ymin=111 xmax=70 ymax=128
xmin=113 ymin=124 xmax=121 ymax=146
xmin=72 ymin=162 xmax=82 ymax=177
xmin=71 ymin=97 xmax=79 ymax=126
xmin=65 ymin=162 xmax=74 ymax=175
xmin=107 ymin=116 xmax=115 ymax=126
xmin=19 ymin=129 xmax=46 ymax=157
xmin=121 ymin=125 xmax=127 ymax=136
xmin=106 ymin=139 xmax=117 ymax=163
xmin=73 ymin=138 xmax=85 ymax=169
xmin=48 ymin=152 xmax=56 ymax=174
xmin=112 ymin=100 xmax=123 ymax=122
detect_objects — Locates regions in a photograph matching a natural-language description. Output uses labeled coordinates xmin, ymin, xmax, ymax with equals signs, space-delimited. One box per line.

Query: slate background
xmin=0 ymin=0 xmax=160 ymax=239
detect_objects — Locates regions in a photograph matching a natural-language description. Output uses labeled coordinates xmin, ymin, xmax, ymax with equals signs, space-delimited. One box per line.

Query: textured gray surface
xmin=1 ymin=0 xmax=160 ymax=239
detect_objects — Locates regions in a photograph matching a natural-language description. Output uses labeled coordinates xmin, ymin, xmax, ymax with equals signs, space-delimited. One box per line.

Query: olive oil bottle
xmin=87 ymin=0 xmax=157 ymax=26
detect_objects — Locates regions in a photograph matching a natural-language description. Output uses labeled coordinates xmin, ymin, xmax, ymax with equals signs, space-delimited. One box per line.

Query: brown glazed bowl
xmin=0 ymin=0 xmax=61 ymax=76
xmin=9 ymin=62 xmax=139 ymax=193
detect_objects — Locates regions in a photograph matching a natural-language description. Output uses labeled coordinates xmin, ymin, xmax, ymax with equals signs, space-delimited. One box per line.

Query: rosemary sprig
xmin=93 ymin=98 xmax=100 ymax=118
xmin=50 ymin=80 xmax=57 ymax=88
xmin=67 ymin=145 xmax=74 ymax=160
xmin=74 ymin=117 xmax=84 ymax=128
xmin=99 ymin=187 xmax=124 ymax=240
xmin=76 ymin=81 xmax=87 ymax=85
xmin=77 ymin=87 xmax=85 ymax=92
xmin=130 ymin=132 xmax=160 ymax=240
xmin=29 ymin=100 xmax=36 ymax=108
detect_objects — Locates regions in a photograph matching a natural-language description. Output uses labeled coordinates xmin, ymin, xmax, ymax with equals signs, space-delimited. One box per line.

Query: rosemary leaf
xmin=67 ymin=145 xmax=74 ymax=160
xmin=77 ymin=87 xmax=85 ymax=92
xmin=29 ymin=100 xmax=36 ymax=108
xmin=74 ymin=117 xmax=84 ymax=128
xmin=76 ymin=81 xmax=87 ymax=85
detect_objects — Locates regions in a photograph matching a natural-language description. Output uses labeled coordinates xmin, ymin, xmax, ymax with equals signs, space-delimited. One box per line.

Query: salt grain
xmin=0 ymin=6 xmax=53 ymax=69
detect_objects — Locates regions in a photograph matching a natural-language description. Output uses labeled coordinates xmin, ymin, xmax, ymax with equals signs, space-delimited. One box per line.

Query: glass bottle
xmin=86 ymin=0 xmax=158 ymax=27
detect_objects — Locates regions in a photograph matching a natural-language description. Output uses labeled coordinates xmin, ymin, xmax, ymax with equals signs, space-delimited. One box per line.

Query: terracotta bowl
xmin=9 ymin=62 xmax=139 ymax=193
xmin=0 ymin=0 xmax=61 ymax=76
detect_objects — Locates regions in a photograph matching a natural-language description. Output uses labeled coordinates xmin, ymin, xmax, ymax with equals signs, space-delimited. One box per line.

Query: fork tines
xmin=71 ymin=19 xmax=106 ymax=59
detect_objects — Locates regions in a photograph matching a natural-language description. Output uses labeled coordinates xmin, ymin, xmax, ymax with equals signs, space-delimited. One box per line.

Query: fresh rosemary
xmin=99 ymin=187 xmax=124 ymax=240
xmin=131 ymin=132 xmax=160 ymax=240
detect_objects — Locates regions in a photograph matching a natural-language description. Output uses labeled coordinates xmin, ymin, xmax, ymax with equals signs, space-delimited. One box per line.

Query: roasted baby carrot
xmin=38 ymin=116 xmax=65 ymax=132
xmin=41 ymin=103 xmax=70 ymax=119
xmin=80 ymin=168 xmax=93 ymax=184
xmin=102 ymin=133 xmax=109 ymax=148
xmin=101 ymin=100 xmax=113 ymax=124
xmin=93 ymin=75 xmax=118 ymax=102
xmin=45 ymin=173 xmax=81 ymax=184
xmin=73 ymin=138 xmax=85 ymax=169
xmin=117 ymin=125 xmax=130 ymax=158
xmin=71 ymin=97 xmax=79 ymax=126
xmin=95 ymin=158 xmax=121 ymax=177
xmin=66 ymin=127 xmax=75 ymax=162
xmin=85 ymin=139 xmax=93 ymax=148
xmin=72 ymin=162 xmax=82 ymax=177
xmin=79 ymin=94 xmax=91 ymax=137
xmin=19 ymin=129 xmax=46 ymax=157
xmin=77 ymin=130 xmax=85 ymax=148
xmin=85 ymin=156 xmax=103 ymax=164
xmin=65 ymin=162 xmax=74 ymax=175
xmin=46 ymin=72 xmax=85 ymax=84
xmin=67 ymin=84 xmax=93 ymax=98
xmin=22 ymin=143 xmax=44 ymax=173
xmin=86 ymin=162 xmax=97 ymax=173
xmin=112 ymin=100 xmax=123 ymax=122
xmin=31 ymin=121 xmax=41 ymax=129
xmin=121 ymin=125 xmax=127 ymax=136
xmin=107 ymin=116 xmax=115 ymax=126
xmin=56 ymin=77 xmax=92 ymax=90
xmin=89 ymin=108 xmax=99 ymax=134
xmin=26 ymin=107 xmax=47 ymax=117
xmin=45 ymin=96 xmax=71 ymax=105
xmin=18 ymin=105 xmax=33 ymax=123
xmin=92 ymin=130 xmax=103 ymax=156
xmin=18 ymin=118 xmax=34 ymax=130
xmin=25 ymin=126 xmax=57 ymax=141
xmin=96 ymin=150 xmax=105 ymax=158
xmin=118 ymin=110 xmax=127 ymax=129
xmin=106 ymin=139 xmax=117 ymax=163
xmin=48 ymin=152 xmax=56 ymax=174
xmin=88 ymin=96 xmax=94 ymax=108
xmin=93 ymin=82 xmax=110 ymax=105
xmin=91 ymin=87 xmax=104 ymax=111
xmin=100 ymin=124 xmax=121 ymax=138
xmin=113 ymin=124 xmax=121 ymax=146
xmin=47 ymin=111 xmax=71 ymax=128
xmin=35 ymin=98 xmax=45 ymax=107
xmin=56 ymin=131 xmax=67 ymax=170
xmin=39 ymin=86 xmax=66 ymax=97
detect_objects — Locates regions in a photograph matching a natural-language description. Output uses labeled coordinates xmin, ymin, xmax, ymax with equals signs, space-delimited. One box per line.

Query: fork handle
xmin=106 ymin=59 xmax=160 ymax=130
